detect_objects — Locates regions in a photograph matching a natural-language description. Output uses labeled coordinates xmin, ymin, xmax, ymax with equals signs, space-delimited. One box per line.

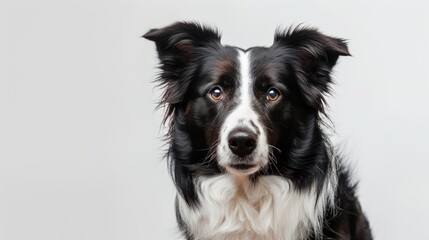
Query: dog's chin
xmin=225 ymin=163 xmax=261 ymax=176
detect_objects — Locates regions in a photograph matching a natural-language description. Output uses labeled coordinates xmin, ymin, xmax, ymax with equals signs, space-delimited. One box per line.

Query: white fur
xmin=217 ymin=50 xmax=269 ymax=174
xmin=177 ymin=173 xmax=337 ymax=240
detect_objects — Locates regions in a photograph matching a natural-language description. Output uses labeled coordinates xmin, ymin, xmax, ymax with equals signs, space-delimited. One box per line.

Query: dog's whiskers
xmin=202 ymin=139 xmax=219 ymax=165
xmin=267 ymin=144 xmax=284 ymax=177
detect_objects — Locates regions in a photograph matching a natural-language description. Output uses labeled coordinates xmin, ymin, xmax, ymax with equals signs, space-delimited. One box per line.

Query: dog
xmin=144 ymin=22 xmax=372 ymax=240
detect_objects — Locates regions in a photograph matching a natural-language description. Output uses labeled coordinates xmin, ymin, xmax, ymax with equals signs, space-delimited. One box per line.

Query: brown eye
xmin=209 ymin=86 xmax=223 ymax=101
xmin=266 ymin=88 xmax=280 ymax=101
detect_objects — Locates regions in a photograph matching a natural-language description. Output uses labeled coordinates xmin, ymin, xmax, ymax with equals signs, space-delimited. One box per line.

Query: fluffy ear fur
xmin=143 ymin=22 xmax=221 ymax=123
xmin=274 ymin=27 xmax=350 ymax=113
xmin=143 ymin=21 xmax=221 ymax=61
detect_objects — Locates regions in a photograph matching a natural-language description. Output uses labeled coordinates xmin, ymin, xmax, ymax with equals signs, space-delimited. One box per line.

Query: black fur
xmin=144 ymin=21 xmax=372 ymax=239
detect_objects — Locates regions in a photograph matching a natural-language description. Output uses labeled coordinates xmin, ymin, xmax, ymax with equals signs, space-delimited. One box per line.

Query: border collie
xmin=144 ymin=22 xmax=372 ymax=240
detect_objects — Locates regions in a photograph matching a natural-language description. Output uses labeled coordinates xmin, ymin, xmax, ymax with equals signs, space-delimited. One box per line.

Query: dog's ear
xmin=143 ymin=22 xmax=221 ymax=123
xmin=143 ymin=21 xmax=221 ymax=72
xmin=274 ymin=26 xmax=350 ymax=112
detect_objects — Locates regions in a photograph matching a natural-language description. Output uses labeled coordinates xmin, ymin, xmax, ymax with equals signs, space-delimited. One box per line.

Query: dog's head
xmin=144 ymin=22 xmax=349 ymax=179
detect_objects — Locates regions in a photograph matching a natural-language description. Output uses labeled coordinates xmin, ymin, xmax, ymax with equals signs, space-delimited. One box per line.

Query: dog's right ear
xmin=143 ymin=21 xmax=221 ymax=71
xmin=144 ymin=22 xmax=221 ymax=126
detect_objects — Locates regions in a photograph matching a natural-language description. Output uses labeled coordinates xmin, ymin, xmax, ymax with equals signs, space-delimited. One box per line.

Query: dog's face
xmin=144 ymin=22 xmax=349 ymax=177
xmin=180 ymin=48 xmax=281 ymax=175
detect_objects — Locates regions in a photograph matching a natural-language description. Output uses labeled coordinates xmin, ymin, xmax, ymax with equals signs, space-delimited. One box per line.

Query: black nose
xmin=228 ymin=129 xmax=257 ymax=157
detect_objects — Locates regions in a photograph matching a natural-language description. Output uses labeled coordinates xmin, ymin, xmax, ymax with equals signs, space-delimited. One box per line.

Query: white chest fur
xmin=177 ymin=174 xmax=336 ymax=240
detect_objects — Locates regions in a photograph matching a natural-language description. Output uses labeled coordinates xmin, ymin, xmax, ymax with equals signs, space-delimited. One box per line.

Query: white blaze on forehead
xmin=224 ymin=50 xmax=256 ymax=134
xmin=216 ymin=50 xmax=269 ymax=170
xmin=238 ymin=51 xmax=252 ymax=110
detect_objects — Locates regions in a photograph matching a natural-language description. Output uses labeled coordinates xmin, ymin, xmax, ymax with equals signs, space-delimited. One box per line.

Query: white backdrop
xmin=1 ymin=0 xmax=428 ymax=239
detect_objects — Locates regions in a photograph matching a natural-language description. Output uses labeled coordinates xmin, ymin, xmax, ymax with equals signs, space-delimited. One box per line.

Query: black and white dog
xmin=144 ymin=22 xmax=372 ymax=240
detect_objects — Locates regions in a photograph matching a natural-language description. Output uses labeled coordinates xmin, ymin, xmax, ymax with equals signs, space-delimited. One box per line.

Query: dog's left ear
xmin=274 ymin=27 xmax=350 ymax=112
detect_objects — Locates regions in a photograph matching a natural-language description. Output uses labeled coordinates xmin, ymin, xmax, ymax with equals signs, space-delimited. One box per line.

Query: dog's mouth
xmin=229 ymin=163 xmax=256 ymax=170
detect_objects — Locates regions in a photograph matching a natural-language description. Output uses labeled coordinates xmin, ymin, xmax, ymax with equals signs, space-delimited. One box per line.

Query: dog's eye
xmin=266 ymin=88 xmax=280 ymax=101
xmin=209 ymin=86 xmax=223 ymax=101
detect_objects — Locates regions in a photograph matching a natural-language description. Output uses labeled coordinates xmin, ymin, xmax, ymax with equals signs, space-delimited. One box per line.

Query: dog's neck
xmin=177 ymin=173 xmax=335 ymax=240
